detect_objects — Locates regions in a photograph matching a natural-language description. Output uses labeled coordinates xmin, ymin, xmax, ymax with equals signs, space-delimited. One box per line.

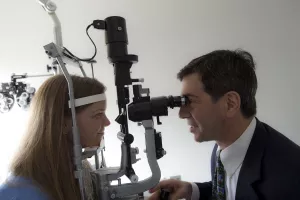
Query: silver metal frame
xmin=37 ymin=0 xmax=86 ymax=76
xmin=39 ymin=1 xmax=163 ymax=199
xmin=43 ymin=43 xmax=86 ymax=199
xmin=90 ymin=119 xmax=161 ymax=200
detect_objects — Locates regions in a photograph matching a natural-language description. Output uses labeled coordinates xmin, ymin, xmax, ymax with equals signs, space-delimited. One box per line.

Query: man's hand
xmin=148 ymin=179 xmax=193 ymax=200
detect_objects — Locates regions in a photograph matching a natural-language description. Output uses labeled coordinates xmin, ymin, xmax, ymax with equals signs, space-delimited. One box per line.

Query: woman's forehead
xmin=91 ymin=101 xmax=106 ymax=110
xmin=84 ymin=101 xmax=107 ymax=114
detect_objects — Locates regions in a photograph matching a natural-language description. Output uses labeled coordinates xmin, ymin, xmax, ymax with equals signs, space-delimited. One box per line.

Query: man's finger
xmin=149 ymin=185 xmax=160 ymax=193
xmin=170 ymin=193 xmax=182 ymax=200
xmin=149 ymin=180 xmax=174 ymax=193
xmin=147 ymin=191 xmax=161 ymax=200
xmin=169 ymin=188 xmax=185 ymax=200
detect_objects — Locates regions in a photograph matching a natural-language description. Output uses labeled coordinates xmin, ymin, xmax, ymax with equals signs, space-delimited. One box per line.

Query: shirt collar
xmin=217 ymin=117 xmax=257 ymax=178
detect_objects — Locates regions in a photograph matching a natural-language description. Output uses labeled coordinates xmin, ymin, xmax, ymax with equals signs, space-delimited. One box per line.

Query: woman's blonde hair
xmin=9 ymin=74 xmax=106 ymax=200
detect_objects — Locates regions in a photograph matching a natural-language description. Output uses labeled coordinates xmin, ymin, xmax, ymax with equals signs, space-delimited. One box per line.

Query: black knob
xmin=124 ymin=134 xmax=134 ymax=145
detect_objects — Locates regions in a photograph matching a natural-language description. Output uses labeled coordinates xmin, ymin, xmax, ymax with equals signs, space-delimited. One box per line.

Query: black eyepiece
xmin=128 ymin=95 xmax=188 ymax=122
xmin=167 ymin=95 xmax=187 ymax=108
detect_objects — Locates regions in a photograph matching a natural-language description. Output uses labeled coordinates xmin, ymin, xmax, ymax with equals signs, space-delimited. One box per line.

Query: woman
xmin=0 ymin=74 xmax=111 ymax=200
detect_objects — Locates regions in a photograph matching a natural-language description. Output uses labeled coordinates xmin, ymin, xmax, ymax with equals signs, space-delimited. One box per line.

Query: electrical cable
xmin=91 ymin=62 xmax=94 ymax=79
xmin=63 ymin=23 xmax=97 ymax=62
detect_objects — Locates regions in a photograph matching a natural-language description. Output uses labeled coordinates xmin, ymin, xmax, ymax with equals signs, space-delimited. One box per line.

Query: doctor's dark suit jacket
xmin=196 ymin=118 xmax=300 ymax=200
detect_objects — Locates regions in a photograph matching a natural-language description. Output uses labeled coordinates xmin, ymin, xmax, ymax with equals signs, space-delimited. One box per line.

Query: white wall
xmin=0 ymin=0 xmax=300 ymax=185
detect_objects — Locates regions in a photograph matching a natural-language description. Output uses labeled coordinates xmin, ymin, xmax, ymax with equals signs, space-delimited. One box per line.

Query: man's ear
xmin=224 ymin=91 xmax=241 ymax=117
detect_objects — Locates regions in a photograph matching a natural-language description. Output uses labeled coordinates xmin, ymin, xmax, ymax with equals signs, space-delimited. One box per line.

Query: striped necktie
xmin=212 ymin=150 xmax=226 ymax=200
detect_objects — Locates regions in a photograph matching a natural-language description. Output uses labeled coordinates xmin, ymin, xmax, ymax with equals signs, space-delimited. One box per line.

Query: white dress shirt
xmin=191 ymin=118 xmax=257 ymax=200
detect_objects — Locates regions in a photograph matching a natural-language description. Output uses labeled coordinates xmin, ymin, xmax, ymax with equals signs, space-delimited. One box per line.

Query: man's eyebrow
xmin=183 ymin=93 xmax=198 ymax=98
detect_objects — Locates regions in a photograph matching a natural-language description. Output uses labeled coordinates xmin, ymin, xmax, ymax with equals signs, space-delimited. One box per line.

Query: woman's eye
xmin=94 ymin=113 xmax=104 ymax=118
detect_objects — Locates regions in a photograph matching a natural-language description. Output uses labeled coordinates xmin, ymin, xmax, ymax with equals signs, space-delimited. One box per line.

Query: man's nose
xmin=179 ymin=106 xmax=191 ymax=119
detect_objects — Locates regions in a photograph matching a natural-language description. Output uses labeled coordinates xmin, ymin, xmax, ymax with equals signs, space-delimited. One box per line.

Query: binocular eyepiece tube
xmin=128 ymin=95 xmax=188 ymax=122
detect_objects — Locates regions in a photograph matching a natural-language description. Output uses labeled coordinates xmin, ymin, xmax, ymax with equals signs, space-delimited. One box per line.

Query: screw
xmin=45 ymin=51 xmax=52 ymax=56
xmin=111 ymin=193 xmax=116 ymax=199
xmin=47 ymin=2 xmax=56 ymax=10
xmin=117 ymin=27 xmax=122 ymax=31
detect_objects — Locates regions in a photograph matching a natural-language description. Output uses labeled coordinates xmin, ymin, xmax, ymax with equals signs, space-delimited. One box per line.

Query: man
xmin=148 ymin=49 xmax=300 ymax=200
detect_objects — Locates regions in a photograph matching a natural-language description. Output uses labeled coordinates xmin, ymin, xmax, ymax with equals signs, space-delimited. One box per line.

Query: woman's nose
xmin=104 ymin=115 xmax=111 ymax=126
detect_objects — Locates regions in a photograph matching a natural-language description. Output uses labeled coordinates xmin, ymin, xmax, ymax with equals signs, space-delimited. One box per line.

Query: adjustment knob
xmin=132 ymin=147 xmax=139 ymax=154
xmin=130 ymin=174 xmax=139 ymax=183
xmin=26 ymin=87 xmax=35 ymax=94
xmin=117 ymin=132 xmax=134 ymax=145
xmin=124 ymin=134 xmax=134 ymax=145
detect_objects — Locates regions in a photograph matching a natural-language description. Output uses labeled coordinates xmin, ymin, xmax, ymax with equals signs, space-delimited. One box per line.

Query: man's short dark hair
xmin=177 ymin=49 xmax=257 ymax=118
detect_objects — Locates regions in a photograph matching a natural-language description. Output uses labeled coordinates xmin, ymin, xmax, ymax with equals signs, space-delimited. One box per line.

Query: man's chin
xmin=194 ymin=133 xmax=204 ymax=142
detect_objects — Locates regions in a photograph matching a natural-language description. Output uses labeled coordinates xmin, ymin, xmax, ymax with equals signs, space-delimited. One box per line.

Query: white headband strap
xmin=68 ymin=93 xmax=106 ymax=108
